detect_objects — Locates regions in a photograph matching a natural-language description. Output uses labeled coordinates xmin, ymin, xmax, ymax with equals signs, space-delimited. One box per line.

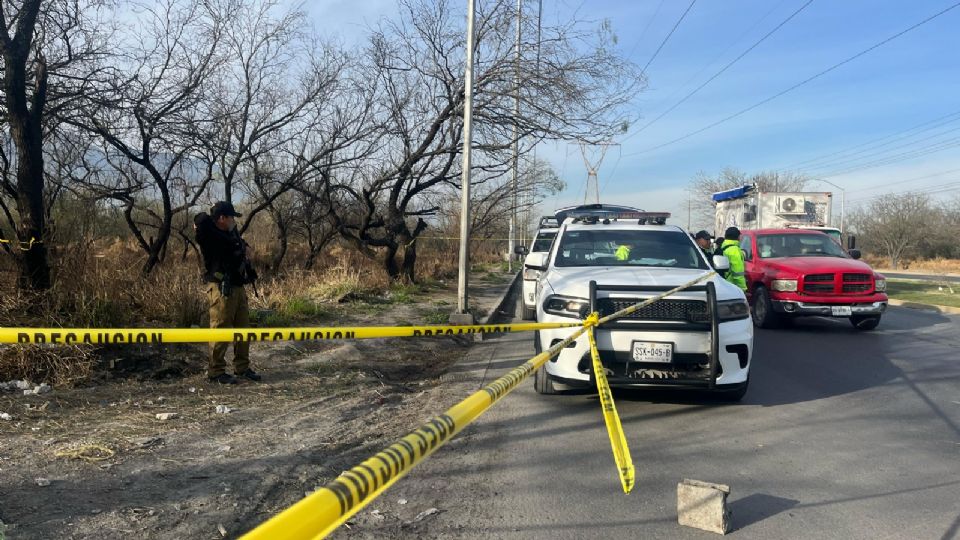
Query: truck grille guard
xmin=588 ymin=281 xmax=720 ymax=390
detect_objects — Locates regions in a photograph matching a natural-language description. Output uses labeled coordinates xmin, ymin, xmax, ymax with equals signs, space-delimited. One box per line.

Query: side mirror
xmin=514 ymin=245 xmax=529 ymax=256
xmin=847 ymin=235 xmax=857 ymax=250
xmin=524 ymin=252 xmax=547 ymax=270
xmin=848 ymin=249 xmax=862 ymax=260
xmin=712 ymin=255 xmax=731 ymax=271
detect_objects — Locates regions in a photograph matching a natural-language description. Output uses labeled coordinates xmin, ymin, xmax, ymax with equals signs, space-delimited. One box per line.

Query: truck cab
xmin=739 ymin=228 xmax=888 ymax=330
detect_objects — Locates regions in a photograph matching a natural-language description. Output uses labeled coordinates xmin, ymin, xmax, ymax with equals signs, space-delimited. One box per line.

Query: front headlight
xmin=523 ymin=267 xmax=542 ymax=280
xmin=716 ymin=299 xmax=750 ymax=321
xmin=874 ymin=278 xmax=886 ymax=292
xmin=543 ymin=296 xmax=590 ymax=319
xmin=771 ymin=279 xmax=798 ymax=292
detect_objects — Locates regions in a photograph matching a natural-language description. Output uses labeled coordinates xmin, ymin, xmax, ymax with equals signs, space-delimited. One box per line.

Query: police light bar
xmin=554 ymin=204 xmax=646 ymax=223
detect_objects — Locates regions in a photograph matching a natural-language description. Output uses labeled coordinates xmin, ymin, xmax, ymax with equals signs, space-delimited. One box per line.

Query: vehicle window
xmin=532 ymin=231 xmax=557 ymax=252
xmin=757 ymin=234 xmax=848 ymax=258
xmin=740 ymin=235 xmax=752 ymax=261
xmin=554 ymin=229 xmax=709 ymax=269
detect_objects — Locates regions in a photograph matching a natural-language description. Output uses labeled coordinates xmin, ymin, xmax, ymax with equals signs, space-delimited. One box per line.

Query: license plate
xmin=831 ymin=306 xmax=853 ymax=317
xmin=631 ymin=341 xmax=673 ymax=363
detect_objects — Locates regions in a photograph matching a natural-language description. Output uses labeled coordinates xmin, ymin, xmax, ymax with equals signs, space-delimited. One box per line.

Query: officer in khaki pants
xmin=194 ymin=201 xmax=261 ymax=384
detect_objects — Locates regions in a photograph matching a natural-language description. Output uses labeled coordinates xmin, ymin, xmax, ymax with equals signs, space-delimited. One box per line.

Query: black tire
xmin=751 ymin=287 xmax=782 ymax=329
xmin=534 ymin=363 xmax=558 ymax=394
xmin=521 ymin=304 xmax=536 ymax=321
xmin=850 ymin=315 xmax=881 ymax=331
xmin=532 ymin=331 xmax=558 ymax=394
xmin=716 ymin=377 xmax=749 ymax=402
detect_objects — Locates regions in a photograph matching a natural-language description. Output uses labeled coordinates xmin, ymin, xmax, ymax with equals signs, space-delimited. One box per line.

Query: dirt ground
xmin=0 ymin=273 xmax=515 ymax=540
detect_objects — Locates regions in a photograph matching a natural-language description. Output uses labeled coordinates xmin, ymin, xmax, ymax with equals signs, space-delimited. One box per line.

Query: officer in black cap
xmin=194 ymin=201 xmax=261 ymax=384
xmin=693 ymin=230 xmax=714 ymax=262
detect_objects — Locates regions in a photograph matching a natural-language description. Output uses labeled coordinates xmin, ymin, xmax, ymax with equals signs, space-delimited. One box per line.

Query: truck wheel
xmin=532 ymin=331 xmax=558 ymax=394
xmin=534 ymin=363 xmax=558 ymax=394
xmin=716 ymin=377 xmax=749 ymax=402
xmin=751 ymin=287 xmax=782 ymax=329
xmin=521 ymin=305 xmax=536 ymax=321
xmin=850 ymin=315 xmax=881 ymax=331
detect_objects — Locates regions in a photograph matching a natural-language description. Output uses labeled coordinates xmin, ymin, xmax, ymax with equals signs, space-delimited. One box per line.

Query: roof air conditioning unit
xmin=777 ymin=196 xmax=806 ymax=215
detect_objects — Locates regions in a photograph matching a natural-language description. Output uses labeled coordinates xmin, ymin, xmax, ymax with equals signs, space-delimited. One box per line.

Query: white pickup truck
xmin=520 ymin=217 xmax=559 ymax=320
xmin=525 ymin=205 xmax=754 ymax=401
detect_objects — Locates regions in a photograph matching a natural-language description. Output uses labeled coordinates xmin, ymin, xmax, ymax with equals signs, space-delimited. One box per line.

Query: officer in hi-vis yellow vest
xmin=719 ymin=226 xmax=747 ymax=291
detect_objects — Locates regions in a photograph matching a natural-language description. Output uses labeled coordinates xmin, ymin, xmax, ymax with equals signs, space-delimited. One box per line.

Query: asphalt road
xmin=393 ymin=305 xmax=960 ymax=539
xmin=884 ymin=272 xmax=960 ymax=283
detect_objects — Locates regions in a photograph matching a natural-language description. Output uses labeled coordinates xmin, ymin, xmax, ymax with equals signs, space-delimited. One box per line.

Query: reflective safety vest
xmin=615 ymin=245 xmax=631 ymax=261
xmin=721 ymin=239 xmax=747 ymax=291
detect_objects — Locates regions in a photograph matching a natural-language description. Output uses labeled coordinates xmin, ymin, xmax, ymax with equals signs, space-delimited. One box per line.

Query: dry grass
xmin=0 ymin=235 xmax=502 ymax=383
xmin=0 ymin=344 xmax=95 ymax=385
xmin=863 ymin=254 xmax=960 ymax=274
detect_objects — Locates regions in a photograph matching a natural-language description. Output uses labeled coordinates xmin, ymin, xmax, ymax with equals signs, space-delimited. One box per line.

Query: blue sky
xmin=298 ymin=0 xmax=960 ymax=225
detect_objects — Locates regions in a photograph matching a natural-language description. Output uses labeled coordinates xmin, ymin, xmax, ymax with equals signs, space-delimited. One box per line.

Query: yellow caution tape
xmin=0 ymin=321 xmax=580 ymax=345
xmin=587 ymin=324 xmax=635 ymax=494
xmin=0 ymin=237 xmax=40 ymax=251
xmin=241 ymin=323 xmax=591 ymax=540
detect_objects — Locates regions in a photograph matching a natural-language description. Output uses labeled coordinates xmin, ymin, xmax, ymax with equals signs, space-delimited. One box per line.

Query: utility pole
xmin=819 ymin=179 xmax=846 ymax=234
xmin=687 ymin=189 xmax=692 ymax=230
xmin=508 ymin=0 xmax=522 ymax=272
xmin=454 ymin=0 xmax=476 ymax=322
xmin=578 ymin=142 xmax=616 ymax=204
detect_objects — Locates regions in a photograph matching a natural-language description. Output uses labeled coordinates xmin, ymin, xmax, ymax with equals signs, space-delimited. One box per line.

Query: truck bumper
xmin=772 ymin=300 xmax=887 ymax=316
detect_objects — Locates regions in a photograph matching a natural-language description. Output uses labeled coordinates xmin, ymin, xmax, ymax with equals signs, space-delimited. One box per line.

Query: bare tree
xmin=326 ymin=0 xmax=642 ymax=282
xmin=66 ymin=0 xmax=223 ymax=274
xmin=0 ymin=0 xmax=110 ymax=288
xmin=687 ymin=168 xmax=812 ymax=231
xmin=848 ymin=193 xmax=933 ymax=269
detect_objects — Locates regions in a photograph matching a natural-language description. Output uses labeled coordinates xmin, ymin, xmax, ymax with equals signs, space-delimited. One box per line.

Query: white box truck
xmin=712 ymin=185 xmax=839 ymax=243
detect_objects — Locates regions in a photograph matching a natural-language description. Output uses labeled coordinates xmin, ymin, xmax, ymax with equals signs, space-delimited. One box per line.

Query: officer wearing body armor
xmin=720 ymin=226 xmax=747 ymax=291
xmin=195 ymin=201 xmax=261 ymax=384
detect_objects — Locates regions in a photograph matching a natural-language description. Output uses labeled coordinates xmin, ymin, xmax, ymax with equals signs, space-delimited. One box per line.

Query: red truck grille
xmin=802 ymin=273 xmax=873 ymax=295
xmin=803 ymin=273 xmax=835 ymax=294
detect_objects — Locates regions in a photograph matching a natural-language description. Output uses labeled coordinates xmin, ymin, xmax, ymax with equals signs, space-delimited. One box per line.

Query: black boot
xmin=238 ymin=369 xmax=262 ymax=382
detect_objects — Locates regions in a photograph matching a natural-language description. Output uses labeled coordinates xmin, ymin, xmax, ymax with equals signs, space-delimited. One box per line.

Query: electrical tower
xmin=578 ymin=142 xmax=618 ymax=204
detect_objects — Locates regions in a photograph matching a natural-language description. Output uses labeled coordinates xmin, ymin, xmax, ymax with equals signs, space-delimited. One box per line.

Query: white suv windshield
xmin=532 ymin=231 xmax=556 ymax=252
xmin=757 ymin=234 xmax=848 ymax=258
xmin=554 ymin=229 xmax=708 ymax=269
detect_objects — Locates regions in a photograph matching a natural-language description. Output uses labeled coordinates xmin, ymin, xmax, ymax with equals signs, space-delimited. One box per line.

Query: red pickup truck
xmin=737 ymin=228 xmax=888 ymax=330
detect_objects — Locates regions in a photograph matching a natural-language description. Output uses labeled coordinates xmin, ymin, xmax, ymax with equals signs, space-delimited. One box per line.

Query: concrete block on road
xmin=677 ymin=478 xmax=731 ymax=535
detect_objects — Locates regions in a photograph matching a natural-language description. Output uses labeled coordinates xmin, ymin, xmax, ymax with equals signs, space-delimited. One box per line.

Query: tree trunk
xmin=383 ymin=243 xmax=401 ymax=280
xmin=271 ymin=219 xmax=288 ymax=272
xmin=142 ymin=181 xmax=173 ymax=275
xmin=2 ymin=16 xmax=51 ymax=290
xmin=401 ymin=240 xmax=417 ymax=284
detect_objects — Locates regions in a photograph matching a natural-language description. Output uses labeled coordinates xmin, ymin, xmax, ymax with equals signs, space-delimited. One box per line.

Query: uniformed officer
xmin=195 ymin=201 xmax=261 ymax=384
xmin=694 ymin=230 xmax=714 ymax=262
xmin=719 ymin=226 xmax=747 ymax=291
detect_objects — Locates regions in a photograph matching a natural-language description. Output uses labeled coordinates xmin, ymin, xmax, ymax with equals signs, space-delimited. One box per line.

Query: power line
xmin=661 ymin=0 xmax=790 ymax=105
xmin=623 ymin=0 xmax=814 ymax=143
xmin=817 ymin=137 xmax=960 ymax=178
xmin=808 ymin=125 xmax=960 ymax=175
xmin=787 ymin=109 xmax=960 ymax=169
xmin=640 ymin=0 xmax=698 ymax=75
xmin=845 ymin=168 xmax=960 ymax=194
xmin=624 ymin=1 xmax=960 ymax=158
xmin=848 ymin=179 xmax=960 ymax=204
xmin=626 ymin=0 xmax=668 ymax=58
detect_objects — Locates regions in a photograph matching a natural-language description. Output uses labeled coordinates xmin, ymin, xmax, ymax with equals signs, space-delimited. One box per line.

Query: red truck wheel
xmin=850 ymin=315 xmax=881 ymax=331
xmin=751 ymin=287 xmax=783 ymax=329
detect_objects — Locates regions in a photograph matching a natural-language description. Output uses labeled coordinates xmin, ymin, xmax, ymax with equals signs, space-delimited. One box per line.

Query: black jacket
xmin=195 ymin=213 xmax=252 ymax=284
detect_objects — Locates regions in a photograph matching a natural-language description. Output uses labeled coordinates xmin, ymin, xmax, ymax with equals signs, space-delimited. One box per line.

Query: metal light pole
xmin=819 ymin=179 xmax=846 ymax=234
xmin=455 ymin=0 xmax=476 ymax=318
xmin=508 ymin=0 xmax=522 ymax=273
